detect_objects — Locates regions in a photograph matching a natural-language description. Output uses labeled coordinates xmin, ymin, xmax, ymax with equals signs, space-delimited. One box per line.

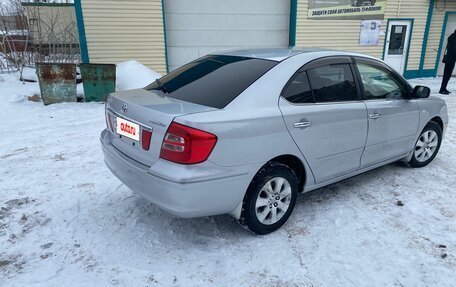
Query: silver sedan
xmin=101 ymin=49 xmax=448 ymax=234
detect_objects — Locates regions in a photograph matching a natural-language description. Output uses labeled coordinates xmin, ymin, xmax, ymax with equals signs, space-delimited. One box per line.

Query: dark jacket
xmin=445 ymin=33 xmax=456 ymax=63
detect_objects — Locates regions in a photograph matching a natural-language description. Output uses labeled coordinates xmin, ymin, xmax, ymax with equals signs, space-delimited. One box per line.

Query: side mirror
xmin=413 ymin=85 xmax=431 ymax=99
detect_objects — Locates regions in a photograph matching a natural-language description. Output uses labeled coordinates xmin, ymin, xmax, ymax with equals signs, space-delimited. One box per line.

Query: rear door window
xmin=307 ymin=63 xmax=357 ymax=103
xmin=145 ymin=55 xmax=278 ymax=109
xmin=282 ymin=72 xmax=314 ymax=104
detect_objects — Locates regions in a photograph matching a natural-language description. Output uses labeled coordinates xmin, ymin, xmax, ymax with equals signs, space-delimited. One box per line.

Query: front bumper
xmin=100 ymin=129 xmax=252 ymax=218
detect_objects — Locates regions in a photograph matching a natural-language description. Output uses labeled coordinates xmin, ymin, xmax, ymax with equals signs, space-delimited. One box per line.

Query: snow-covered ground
xmin=0 ymin=71 xmax=455 ymax=287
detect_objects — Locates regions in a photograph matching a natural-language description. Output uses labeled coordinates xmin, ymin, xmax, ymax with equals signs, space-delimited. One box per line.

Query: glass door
xmin=383 ymin=20 xmax=412 ymax=75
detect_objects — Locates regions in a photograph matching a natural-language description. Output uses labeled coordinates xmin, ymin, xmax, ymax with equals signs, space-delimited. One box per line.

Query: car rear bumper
xmin=100 ymin=129 xmax=252 ymax=218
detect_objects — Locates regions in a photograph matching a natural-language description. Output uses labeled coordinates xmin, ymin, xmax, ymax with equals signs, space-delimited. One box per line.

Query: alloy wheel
xmin=414 ymin=130 xmax=438 ymax=162
xmin=255 ymin=177 xmax=292 ymax=225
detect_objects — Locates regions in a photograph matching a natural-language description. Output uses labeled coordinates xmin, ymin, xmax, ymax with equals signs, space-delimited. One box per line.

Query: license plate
xmin=116 ymin=117 xmax=140 ymax=141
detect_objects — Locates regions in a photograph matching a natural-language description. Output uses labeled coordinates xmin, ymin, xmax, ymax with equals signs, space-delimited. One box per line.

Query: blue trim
xmin=381 ymin=18 xmax=390 ymax=61
xmin=404 ymin=69 xmax=435 ymax=79
xmin=161 ymin=0 xmax=169 ymax=74
xmin=382 ymin=18 xmax=414 ymax=76
xmin=420 ymin=69 xmax=436 ymax=78
xmin=289 ymin=0 xmax=297 ymax=47
xmin=435 ymin=11 xmax=456 ymax=75
xmin=74 ymin=0 xmax=89 ymax=63
xmin=404 ymin=19 xmax=414 ymax=77
xmin=418 ymin=0 xmax=434 ymax=77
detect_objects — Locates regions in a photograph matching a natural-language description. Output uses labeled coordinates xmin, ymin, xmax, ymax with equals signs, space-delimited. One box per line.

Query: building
xmin=22 ymin=2 xmax=79 ymax=46
xmin=0 ymin=14 xmax=28 ymax=53
xmin=1 ymin=1 xmax=81 ymax=70
xmin=74 ymin=0 xmax=456 ymax=78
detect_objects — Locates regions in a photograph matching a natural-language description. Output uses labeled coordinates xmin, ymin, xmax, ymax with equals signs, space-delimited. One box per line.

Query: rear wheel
xmin=240 ymin=162 xmax=298 ymax=235
xmin=409 ymin=121 xmax=442 ymax=167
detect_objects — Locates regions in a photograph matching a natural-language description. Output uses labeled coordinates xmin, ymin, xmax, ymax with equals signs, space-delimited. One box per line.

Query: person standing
xmin=440 ymin=30 xmax=456 ymax=95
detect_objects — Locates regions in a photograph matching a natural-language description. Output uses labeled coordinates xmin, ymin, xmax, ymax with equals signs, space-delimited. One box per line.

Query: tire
xmin=355 ymin=0 xmax=362 ymax=6
xmin=239 ymin=162 xmax=298 ymax=235
xmin=409 ymin=121 xmax=442 ymax=168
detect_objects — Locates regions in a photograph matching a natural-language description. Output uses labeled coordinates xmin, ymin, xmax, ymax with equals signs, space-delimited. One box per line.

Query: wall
xmin=74 ymin=0 xmax=455 ymax=78
xmin=164 ymin=0 xmax=290 ymax=71
xmin=423 ymin=1 xmax=456 ymax=73
xmin=23 ymin=3 xmax=79 ymax=45
xmin=80 ymin=0 xmax=167 ymax=74
xmin=295 ymin=0 xmax=430 ymax=76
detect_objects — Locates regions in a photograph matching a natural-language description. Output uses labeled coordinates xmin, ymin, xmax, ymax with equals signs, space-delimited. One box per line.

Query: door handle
xmin=294 ymin=120 xmax=312 ymax=129
xmin=369 ymin=112 xmax=382 ymax=120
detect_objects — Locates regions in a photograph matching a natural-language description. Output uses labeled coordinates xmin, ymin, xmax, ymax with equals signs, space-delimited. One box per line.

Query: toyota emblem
xmin=121 ymin=104 xmax=128 ymax=113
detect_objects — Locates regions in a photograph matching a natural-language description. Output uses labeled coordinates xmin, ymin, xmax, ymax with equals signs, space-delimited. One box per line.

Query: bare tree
xmin=1 ymin=0 xmax=80 ymax=75
xmin=26 ymin=2 xmax=80 ymax=64
xmin=0 ymin=0 xmax=30 ymax=74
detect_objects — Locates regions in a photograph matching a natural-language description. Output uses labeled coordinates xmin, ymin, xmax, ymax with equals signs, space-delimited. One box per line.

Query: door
xmin=279 ymin=57 xmax=368 ymax=183
xmin=438 ymin=13 xmax=456 ymax=76
xmin=164 ymin=0 xmax=290 ymax=71
xmin=383 ymin=20 xmax=412 ymax=75
xmin=354 ymin=58 xmax=419 ymax=167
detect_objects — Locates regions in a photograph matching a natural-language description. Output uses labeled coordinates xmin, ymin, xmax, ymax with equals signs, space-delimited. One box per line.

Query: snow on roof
xmin=0 ymin=29 xmax=29 ymax=36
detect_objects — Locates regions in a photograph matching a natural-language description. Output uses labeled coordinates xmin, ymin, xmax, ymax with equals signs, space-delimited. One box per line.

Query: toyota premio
xmin=101 ymin=49 xmax=448 ymax=234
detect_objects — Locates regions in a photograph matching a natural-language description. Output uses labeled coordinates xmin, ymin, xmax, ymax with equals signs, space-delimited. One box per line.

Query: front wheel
xmin=240 ymin=162 xmax=298 ymax=235
xmin=409 ymin=121 xmax=442 ymax=168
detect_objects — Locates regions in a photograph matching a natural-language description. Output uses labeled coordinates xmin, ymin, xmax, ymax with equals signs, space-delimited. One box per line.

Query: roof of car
xmin=215 ymin=48 xmax=343 ymax=61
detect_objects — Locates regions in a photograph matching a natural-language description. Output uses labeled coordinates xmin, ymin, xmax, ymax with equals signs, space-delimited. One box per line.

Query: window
xmin=282 ymin=72 xmax=313 ymax=104
xmin=145 ymin=55 xmax=278 ymax=109
xmin=356 ymin=63 xmax=406 ymax=100
xmin=388 ymin=25 xmax=407 ymax=55
xmin=307 ymin=64 xmax=357 ymax=103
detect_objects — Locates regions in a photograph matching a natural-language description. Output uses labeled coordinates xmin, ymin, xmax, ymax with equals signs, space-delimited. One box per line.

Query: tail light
xmin=160 ymin=122 xmax=217 ymax=164
xmin=142 ymin=129 xmax=152 ymax=150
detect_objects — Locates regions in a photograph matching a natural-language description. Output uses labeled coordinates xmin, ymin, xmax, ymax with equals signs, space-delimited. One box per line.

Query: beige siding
xmin=423 ymin=2 xmax=456 ymax=70
xmin=296 ymin=0 xmax=429 ymax=71
xmin=394 ymin=0 xmax=429 ymax=70
xmin=24 ymin=5 xmax=79 ymax=45
xmin=81 ymin=0 xmax=166 ymax=74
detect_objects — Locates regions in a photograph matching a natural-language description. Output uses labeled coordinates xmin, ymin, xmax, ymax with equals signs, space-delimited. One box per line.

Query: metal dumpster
xmin=36 ymin=63 xmax=77 ymax=105
xmin=80 ymin=63 xmax=116 ymax=102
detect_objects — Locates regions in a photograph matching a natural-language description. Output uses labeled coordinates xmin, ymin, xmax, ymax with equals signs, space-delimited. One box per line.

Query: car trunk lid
xmin=106 ymin=89 xmax=216 ymax=166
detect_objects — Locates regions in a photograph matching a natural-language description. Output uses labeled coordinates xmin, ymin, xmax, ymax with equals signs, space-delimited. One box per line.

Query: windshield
xmin=145 ymin=55 xmax=278 ymax=109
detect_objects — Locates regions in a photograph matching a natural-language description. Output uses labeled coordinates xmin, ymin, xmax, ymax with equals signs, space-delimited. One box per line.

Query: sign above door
xmin=308 ymin=0 xmax=386 ymax=20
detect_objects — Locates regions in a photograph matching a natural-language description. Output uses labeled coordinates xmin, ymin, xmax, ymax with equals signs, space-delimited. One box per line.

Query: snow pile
xmin=116 ymin=60 xmax=162 ymax=91
xmin=0 ymin=71 xmax=40 ymax=103
xmin=20 ymin=67 xmax=39 ymax=82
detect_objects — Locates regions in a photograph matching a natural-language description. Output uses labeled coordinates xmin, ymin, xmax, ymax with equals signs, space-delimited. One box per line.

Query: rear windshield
xmin=145 ymin=55 xmax=278 ymax=109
